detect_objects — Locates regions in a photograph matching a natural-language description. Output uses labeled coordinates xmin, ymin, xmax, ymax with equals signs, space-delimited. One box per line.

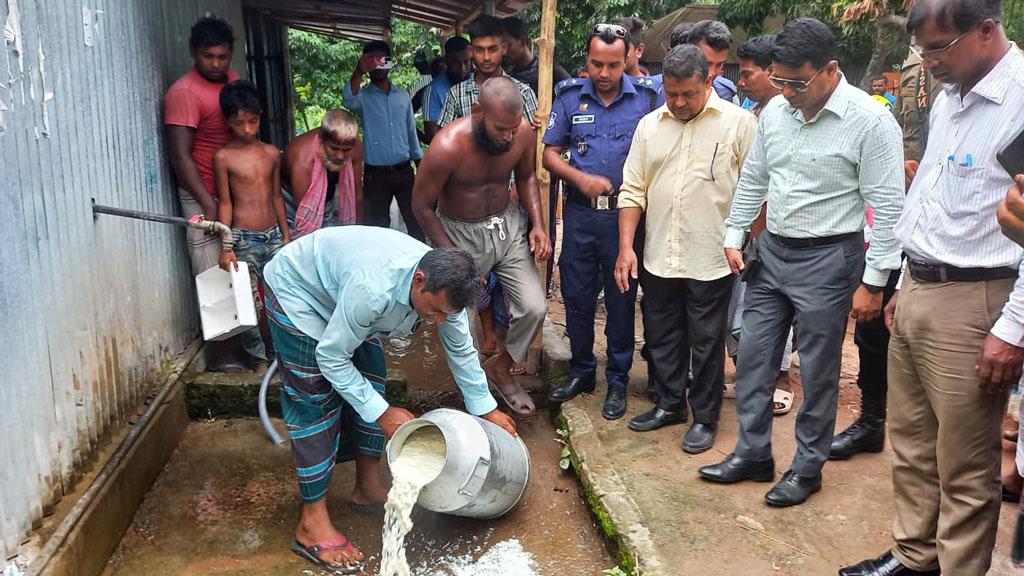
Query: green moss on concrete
xmin=560 ymin=409 xmax=640 ymax=576
xmin=548 ymin=373 xmax=569 ymax=387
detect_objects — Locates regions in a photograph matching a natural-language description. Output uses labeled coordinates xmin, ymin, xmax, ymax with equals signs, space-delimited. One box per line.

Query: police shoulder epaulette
xmin=634 ymin=77 xmax=660 ymax=91
xmin=555 ymin=78 xmax=583 ymax=95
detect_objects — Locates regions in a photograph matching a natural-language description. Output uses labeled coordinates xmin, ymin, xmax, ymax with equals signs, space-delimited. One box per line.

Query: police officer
xmin=542 ymin=23 xmax=661 ymax=420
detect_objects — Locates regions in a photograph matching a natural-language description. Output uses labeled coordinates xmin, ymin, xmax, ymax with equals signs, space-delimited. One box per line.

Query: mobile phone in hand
xmin=998 ymin=128 xmax=1024 ymax=179
xmin=377 ymin=56 xmax=396 ymax=70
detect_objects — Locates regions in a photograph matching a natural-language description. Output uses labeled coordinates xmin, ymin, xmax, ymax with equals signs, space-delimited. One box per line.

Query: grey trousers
xmin=439 ymin=203 xmax=546 ymax=364
xmin=733 ymin=232 xmax=862 ymax=476
xmin=178 ymin=190 xmax=220 ymax=274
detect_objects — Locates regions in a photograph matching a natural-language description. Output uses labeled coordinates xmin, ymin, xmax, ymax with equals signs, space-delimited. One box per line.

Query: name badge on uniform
xmin=572 ymin=115 xmax=596 ymax=125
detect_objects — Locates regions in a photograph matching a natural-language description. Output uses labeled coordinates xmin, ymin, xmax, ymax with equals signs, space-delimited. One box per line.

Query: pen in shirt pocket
xmin=710 ymin=142 xmax=719 ymax=182
xmin=949 ymin=153 xmax=974 ymax=167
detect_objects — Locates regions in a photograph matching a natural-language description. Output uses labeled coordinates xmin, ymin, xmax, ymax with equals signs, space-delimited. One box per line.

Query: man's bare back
xmin=214 ymin=140 xmax=282 ymax=230
xmin=420 ymin=115 xmax=534 ymax=222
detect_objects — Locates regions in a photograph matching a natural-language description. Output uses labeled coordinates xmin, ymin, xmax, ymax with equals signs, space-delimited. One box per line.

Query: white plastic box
xmin=195 ymin=263 xmax=258 ymax=341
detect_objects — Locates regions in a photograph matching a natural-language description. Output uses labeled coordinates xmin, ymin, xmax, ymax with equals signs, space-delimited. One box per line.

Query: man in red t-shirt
xmin=165 ymin=16 xmax=244 ymax=371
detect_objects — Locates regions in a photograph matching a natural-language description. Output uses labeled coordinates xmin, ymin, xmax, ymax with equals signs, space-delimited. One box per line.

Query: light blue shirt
xmin=424 ymin=73 xmax=454 ymax=123
xmin=343 ymin=82 xmax=423 ymax=166
xmin=263 ymin=226 xmax=496 ymax=422
xmin=724 ymin=76 xmax=905 ymax=286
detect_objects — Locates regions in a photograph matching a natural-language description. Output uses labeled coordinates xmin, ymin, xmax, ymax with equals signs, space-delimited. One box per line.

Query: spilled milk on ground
xmin=378 ymin=425 xmax=540 ymax=576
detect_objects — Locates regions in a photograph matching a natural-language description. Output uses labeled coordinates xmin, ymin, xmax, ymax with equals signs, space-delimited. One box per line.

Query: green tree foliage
xmin=288 ymin=20 xmax=443 ymax=132
xmin=1005 ymin=0 xmax=1023 ymax=43
xmin=718 ymin=0 xmax=876 ymax=66
xmin=720 ymin=0 xmax=1022 ymax=75
xmin=518 ymin=0 xmax=683 ymax=74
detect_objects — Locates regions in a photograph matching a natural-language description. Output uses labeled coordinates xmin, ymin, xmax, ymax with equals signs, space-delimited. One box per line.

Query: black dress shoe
xmin=698 ymin=453 xmax=775 ymax=484
xmin=838 ymin=551 xmax=940 ymax=575
xmin=602 ymin=387 xmax=627 ymax=420
xmin=627 ymin=406 xmax=686 ymax=432
xmin=764 ymin=470 xmax=822 ymax=507
xmin=548 ymin=373 xmax=596 ymax=403
xmin=829 ymin=415 xmax=886 ymax=460
xmin=682 ymin=422 xmax=717 ymax=454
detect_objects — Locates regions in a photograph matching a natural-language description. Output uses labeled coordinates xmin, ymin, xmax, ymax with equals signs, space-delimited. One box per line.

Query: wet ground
xmin=103 ymin=415 xmax=614 ymax=576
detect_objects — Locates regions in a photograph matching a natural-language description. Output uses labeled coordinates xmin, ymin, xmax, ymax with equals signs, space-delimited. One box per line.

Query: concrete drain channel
xmin=98 ymin=357 xmax=621 ymax=575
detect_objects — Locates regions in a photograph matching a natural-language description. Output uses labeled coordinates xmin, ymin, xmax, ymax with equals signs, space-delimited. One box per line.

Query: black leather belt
xmin=365 ymin=161 xmax=412 ymax=172
xmin=566 ymin=185 xmax=618 ymax=210
xmin=772 ymin=231 xmax=860 ymax=249
xmin=907 ymin=260 xmax=1019 ymax=283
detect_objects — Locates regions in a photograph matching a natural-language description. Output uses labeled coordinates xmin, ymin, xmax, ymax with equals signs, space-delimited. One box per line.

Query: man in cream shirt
xmin=614 ymin=44 xmax=757 ymax=454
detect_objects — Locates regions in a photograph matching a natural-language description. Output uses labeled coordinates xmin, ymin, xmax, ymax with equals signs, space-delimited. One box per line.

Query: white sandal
xmin=773 ymin=389 xmax=794 ymax=416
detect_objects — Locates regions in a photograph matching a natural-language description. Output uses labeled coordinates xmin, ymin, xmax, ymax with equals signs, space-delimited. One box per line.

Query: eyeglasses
xmin=767 ymin=65 xmax=826 ymax=93
xmin=909 ymin=26 xmax=975 ymax=61
xmin=592 ymin=23 xmax=628 ymax=40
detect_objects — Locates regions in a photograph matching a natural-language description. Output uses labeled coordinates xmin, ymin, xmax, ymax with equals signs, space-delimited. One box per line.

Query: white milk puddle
xmin=379 ymin=427 xmax=447 ymax=576
xmin=427 ymin=539 xmax=539 ymax=576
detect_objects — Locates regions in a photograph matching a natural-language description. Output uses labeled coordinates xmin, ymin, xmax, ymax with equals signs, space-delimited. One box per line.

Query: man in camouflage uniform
xmin=896 ymin=50 xmax=939 ymax=181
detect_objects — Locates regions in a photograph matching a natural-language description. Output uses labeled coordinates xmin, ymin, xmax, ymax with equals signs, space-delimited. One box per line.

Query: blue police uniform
xmin=544 ymin=74 xmax=660 ymax=391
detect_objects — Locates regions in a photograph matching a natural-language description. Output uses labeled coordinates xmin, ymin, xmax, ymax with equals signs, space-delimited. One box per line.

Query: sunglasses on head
xmin=767 ymin=65 xmax=828 ymax=93
xmin=592 ymin=23 xmax=628 ymax=39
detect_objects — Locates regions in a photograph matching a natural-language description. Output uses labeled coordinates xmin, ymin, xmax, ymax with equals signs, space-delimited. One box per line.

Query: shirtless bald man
xmin=413 ymin=76 xmax=551 ymax=415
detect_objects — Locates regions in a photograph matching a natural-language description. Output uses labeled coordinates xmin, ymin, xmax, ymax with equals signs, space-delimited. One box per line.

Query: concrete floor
xmin=559 ymin=315 xmax=1021 ymax=575
xmin=103 ymin=416 xmax=614 ymax=576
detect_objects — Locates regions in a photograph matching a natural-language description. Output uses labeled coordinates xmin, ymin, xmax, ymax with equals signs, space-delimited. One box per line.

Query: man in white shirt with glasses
xmin=843 ymin=0 xmax=1024 ymax=574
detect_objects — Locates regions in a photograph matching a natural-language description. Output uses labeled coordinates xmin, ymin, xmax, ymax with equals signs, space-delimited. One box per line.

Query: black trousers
xmin=363 ymin=163 xmax=423 ymax=241
xmin=853 ymin=271 xmax=901 ymax=415
xmin=641 ymin=269 xmax=734 ymax=423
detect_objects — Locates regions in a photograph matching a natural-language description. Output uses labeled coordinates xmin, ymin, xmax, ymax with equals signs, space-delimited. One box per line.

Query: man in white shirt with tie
xmin=842 ymin=0 xmax=1024 ymax=574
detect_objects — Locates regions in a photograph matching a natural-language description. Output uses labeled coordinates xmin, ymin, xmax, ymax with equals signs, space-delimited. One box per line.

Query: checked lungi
xmin=265 ymin=285 xmax=387 ymax=504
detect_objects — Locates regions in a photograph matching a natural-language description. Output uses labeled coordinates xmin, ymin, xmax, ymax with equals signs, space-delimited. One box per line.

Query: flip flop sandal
xmin=773 ymin=389 xmax=794 ymax=416
xmin=351 ymin=501 xmax=386 ymax=516
xmin=509 ymin=363 xmax=529 ymax=376
xmin=482 ymin=355 xmax=536 ymax=416
xmin=490 ymin=382 xmax=537 ymax=417
xmin=291 ymin=538 xmax=363 ymax=574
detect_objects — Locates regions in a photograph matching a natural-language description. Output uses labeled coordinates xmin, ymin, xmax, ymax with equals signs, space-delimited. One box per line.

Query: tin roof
xmin=245 ymin=0 xmax=536 ymax=40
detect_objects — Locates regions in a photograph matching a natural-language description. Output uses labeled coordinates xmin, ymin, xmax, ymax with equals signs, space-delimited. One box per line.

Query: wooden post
xmin=527 ymin=0 xmax=557 ymax=374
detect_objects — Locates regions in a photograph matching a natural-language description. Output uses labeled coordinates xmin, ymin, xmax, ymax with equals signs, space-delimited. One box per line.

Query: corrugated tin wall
xmin=0 ymin=0 xmax=245 ymax=559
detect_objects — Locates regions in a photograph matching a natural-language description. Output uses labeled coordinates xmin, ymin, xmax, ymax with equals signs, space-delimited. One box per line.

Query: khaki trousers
xmin=888 ymin=274 xmax=1012 ymax=574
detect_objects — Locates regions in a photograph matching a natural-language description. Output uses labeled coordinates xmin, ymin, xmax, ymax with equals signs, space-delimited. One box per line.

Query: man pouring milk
xmin=261 ymin=226 xmax=517 ymax=573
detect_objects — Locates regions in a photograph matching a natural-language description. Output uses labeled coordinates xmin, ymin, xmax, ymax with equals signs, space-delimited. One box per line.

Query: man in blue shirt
xmin=673 ymin=20 xmax=739 ymax=104
xmin=343 ymin=40 xmax=424 ymax=240
xmin=263 ymin=226 xmax=516 ymax=572
xmin=542 ymin=24 xmax=660 ymax=420
xmin=423 ymin=36 xmax=473 ymax=143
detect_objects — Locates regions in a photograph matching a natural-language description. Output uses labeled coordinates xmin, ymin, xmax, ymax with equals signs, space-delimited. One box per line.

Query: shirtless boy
xmin=413 ymin=76 xmax=551 ymax=415
xmin=214 ymin=80 xmax=290 ymax=370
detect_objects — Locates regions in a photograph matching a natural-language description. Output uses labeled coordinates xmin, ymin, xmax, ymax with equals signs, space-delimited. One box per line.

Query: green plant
xmin=288 ymin=20 xmax=442 ymax=131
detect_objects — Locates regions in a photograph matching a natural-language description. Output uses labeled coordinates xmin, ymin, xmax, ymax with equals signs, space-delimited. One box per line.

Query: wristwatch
xmin=862 ymin=283 xmax=884 ymax=294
